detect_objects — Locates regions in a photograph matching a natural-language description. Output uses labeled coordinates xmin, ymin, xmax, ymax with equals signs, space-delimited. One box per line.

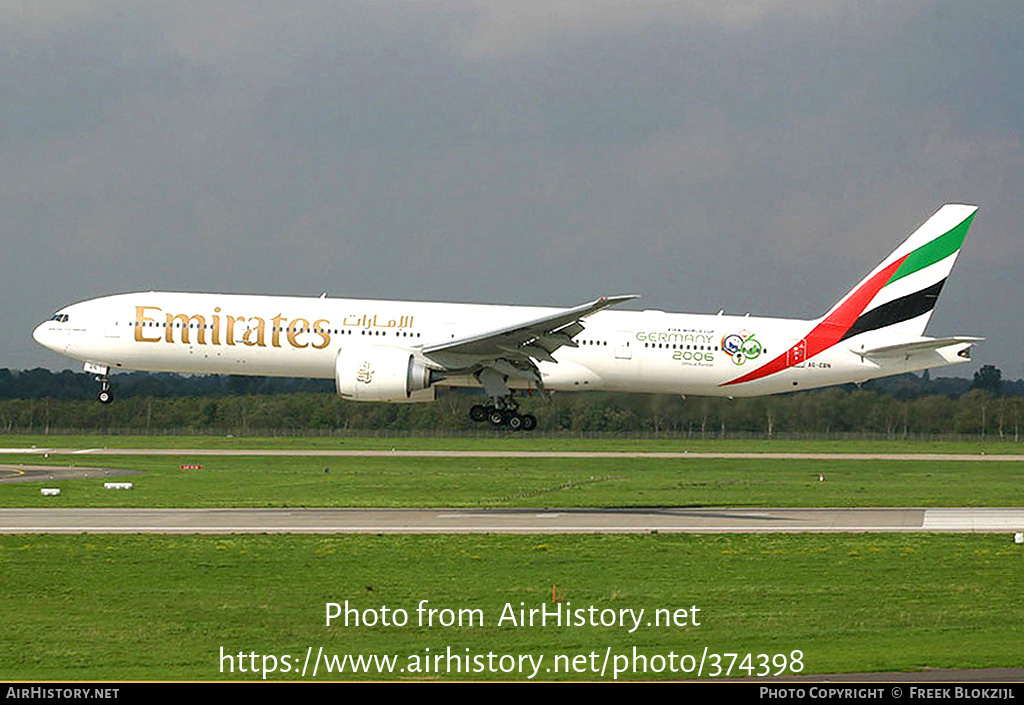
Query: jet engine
xmin=335 ymin=345 xmax=440 ymax=403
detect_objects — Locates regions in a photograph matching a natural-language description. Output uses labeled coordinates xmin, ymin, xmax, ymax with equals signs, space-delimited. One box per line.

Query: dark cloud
xmin=5 ymin=2 xmax=1023 ymax=376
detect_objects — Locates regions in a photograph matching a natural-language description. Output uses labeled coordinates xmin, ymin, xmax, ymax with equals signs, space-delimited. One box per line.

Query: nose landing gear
xmin=97 ymin=380 xmax=113 ymax=404
xmin=84 ymin=362 xmax=113 ymax=404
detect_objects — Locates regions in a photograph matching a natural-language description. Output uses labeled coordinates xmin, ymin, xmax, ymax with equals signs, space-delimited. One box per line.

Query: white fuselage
xmin=32 ymin=291 xmax=967 ymax=398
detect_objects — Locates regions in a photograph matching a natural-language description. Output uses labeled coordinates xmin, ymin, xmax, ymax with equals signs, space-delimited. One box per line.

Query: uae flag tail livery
xmin=723 ymin=204 xmax=979 ymax=388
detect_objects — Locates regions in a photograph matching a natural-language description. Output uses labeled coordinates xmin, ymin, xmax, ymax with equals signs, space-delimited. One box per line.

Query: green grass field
xmin=1 ymin=533 xmax=1020 ymax=681
xmin=2 ymin=434 xmax=1022 ymax=681
xmin=1 ymin=453 xmax=1022 ymax=508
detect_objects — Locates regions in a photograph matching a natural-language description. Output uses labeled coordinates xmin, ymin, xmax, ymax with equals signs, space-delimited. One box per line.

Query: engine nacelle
xmin=335 ymin=345 xmax=438 ymax=403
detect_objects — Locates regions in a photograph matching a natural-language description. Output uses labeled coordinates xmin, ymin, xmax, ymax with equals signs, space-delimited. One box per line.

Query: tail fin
xmin=821 ymin=204 xmax=977 ymax=341
xmin=720 ymin=203 xmax=974 ymax=391
xmin=722 ymin=205 xmax=977 ymax=388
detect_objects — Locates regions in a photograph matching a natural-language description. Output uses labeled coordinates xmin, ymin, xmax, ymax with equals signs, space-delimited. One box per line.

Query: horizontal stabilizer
xmin=853 ymin=336 xmax=983 ymax=360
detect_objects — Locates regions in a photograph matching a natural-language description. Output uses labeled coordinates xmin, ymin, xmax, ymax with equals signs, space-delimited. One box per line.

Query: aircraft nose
xmin=33 ymin=322 xmax=54 ymax=350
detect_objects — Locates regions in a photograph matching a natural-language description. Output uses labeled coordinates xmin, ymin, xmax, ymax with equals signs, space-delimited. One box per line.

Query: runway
xmin=3 ymin=447 xmax=1024 ymax=461
xmin=1 ymin=507 xmax=1022 ymax=534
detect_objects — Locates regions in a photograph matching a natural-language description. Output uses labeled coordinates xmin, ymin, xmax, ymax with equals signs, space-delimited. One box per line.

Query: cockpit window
xmin=49 ymin=313 xmax=69 ymax=323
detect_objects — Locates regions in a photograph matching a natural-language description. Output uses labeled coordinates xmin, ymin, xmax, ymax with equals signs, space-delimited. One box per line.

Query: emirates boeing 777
xmin=33 ymin=204 xmax=980 ymax=430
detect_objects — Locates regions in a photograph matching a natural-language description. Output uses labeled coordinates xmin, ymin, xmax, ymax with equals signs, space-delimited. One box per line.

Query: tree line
xmin=0 ymin=365 xmax=1020 ymax=438
xmin=0 ymin=365 xmax=1017 ymax=401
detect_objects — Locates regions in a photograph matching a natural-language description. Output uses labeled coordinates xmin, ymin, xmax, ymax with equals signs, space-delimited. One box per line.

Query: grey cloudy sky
xmin=4 ymin=1 xmax=1023 ymax=377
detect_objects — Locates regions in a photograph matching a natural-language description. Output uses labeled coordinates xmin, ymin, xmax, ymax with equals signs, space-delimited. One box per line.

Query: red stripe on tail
xmin=722 ymin=255 xmax=907 ymax=387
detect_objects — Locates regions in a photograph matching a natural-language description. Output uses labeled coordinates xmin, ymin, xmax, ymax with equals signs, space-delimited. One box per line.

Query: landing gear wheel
xmin=470 ymin=404 xmax=487 ymax=422
xmin=487 ymin=409 xmax=506 ymax=427
xmin=93 ymin=368 xmax=113 ymax=405
xmin=507 ymin=413 xmax=524 ymax=431
xmin=521 ymin=414 xmax=537 ymax=431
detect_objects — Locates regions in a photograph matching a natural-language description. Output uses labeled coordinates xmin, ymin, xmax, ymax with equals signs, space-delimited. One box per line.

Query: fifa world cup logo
xmin=721 ymin=331 xmax=762 ymax=366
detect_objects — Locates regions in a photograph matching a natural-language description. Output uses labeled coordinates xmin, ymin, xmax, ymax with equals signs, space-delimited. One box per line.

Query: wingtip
xmin=592 ymin=294 xmax=640 ymax=307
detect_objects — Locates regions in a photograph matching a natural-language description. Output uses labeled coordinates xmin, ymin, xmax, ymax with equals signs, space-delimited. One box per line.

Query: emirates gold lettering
xmin=287 ymin=318 xmax=309 ymax=348
xmin=127 ymin=305 xmax=432 ymax=351
xmin=212 ymin=307 xmax=222 ymax=345
xmin=271 ymin=314 xmax=286 ymax=348
xmin=134 ymin=306 xmax=162 ymax=343
xmin=226 ymin=315 xmax=242 ymax=346
xmin=242 ymin=317 xmax=266 ymax=347
xmin=312 ymin=319 xmax=330 ymax=350
xmin=166 ymin=313 xmax=207 ymax=345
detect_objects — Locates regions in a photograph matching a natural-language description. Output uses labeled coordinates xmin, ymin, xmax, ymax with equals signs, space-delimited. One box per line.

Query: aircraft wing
xmin=422 ymin=294 xmax=638 ymax=370
xmin=853 ymin=336 xmax=984 ymax=360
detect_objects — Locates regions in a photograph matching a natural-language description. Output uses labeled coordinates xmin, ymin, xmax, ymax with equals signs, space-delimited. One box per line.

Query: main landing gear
xmin=469 ymin=401 xmax=537 ymax=431
xmin=471 ymin=368 xmax=538 ymax=430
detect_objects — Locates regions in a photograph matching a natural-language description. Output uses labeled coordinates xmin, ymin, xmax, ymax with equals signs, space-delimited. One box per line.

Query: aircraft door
xmin=787 ymin=339 xmax=807 ymax=367
xmin=614 ymin=331 xmax=633 ymax=360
